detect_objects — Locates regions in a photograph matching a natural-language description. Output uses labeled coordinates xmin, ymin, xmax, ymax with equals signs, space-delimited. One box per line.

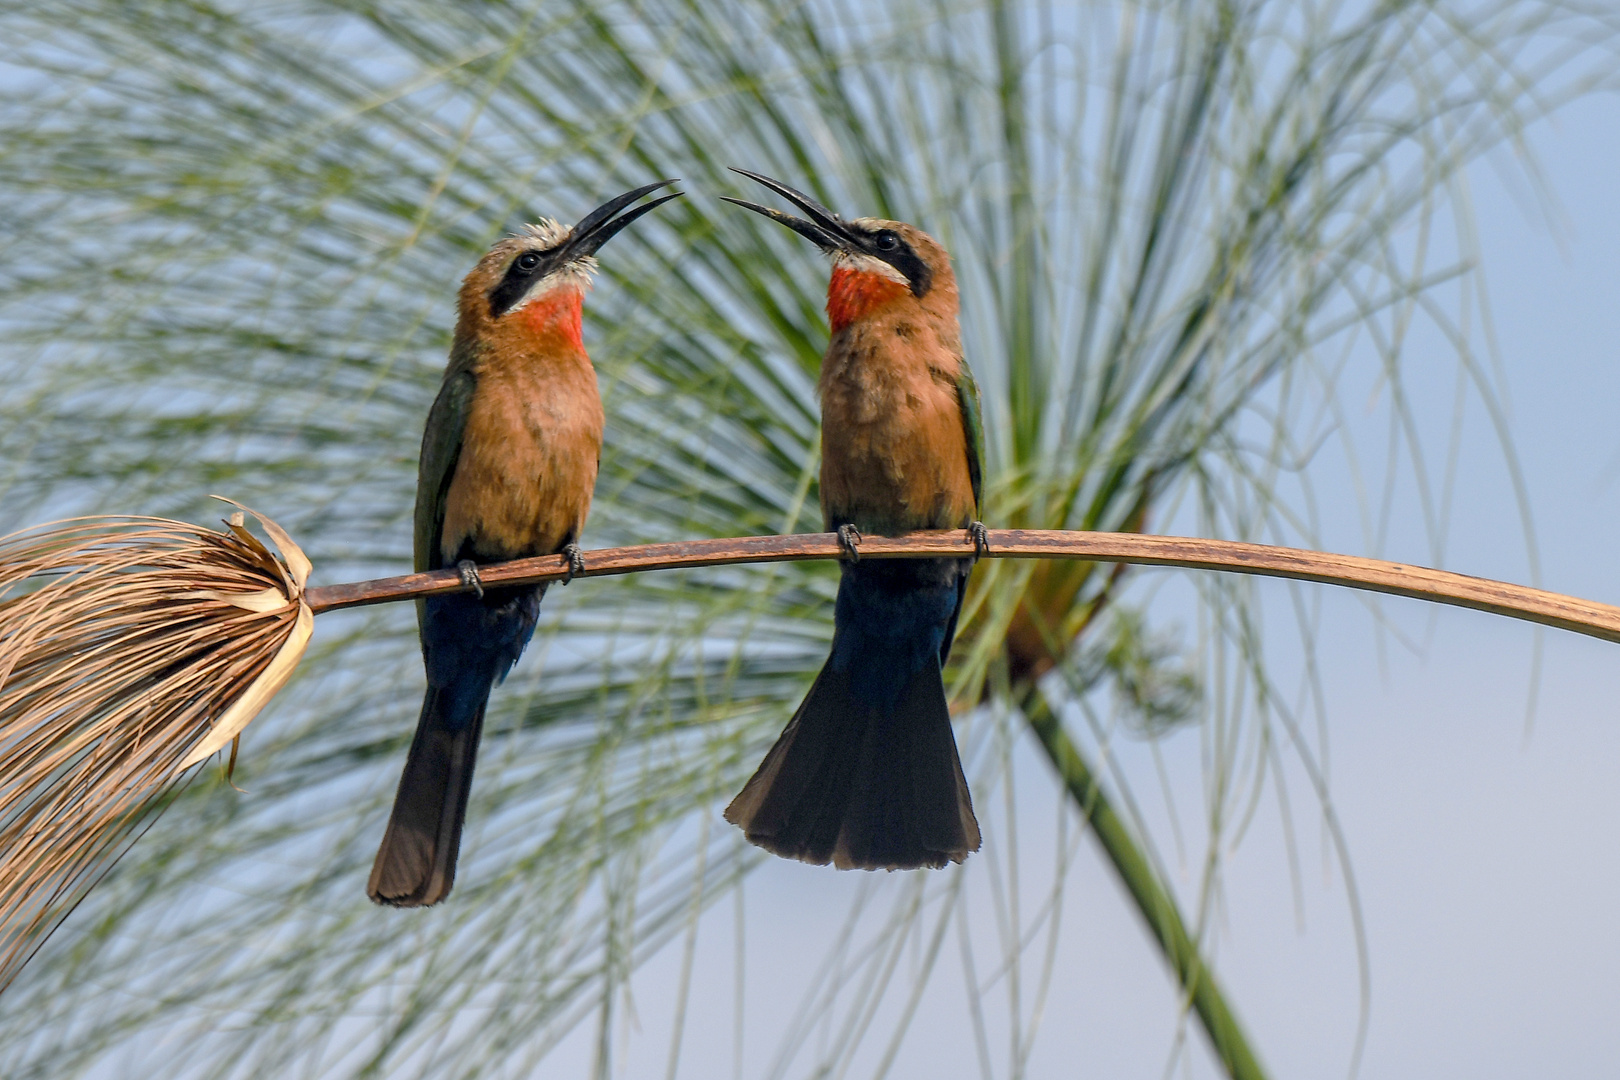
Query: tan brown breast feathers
xmin=440 ymin=348 xmax=603 ymax=563
xmin=817 ymin=313 xmax=974 ymax=533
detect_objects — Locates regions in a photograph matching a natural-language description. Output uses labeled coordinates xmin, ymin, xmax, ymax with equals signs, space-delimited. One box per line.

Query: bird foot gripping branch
xmin=835 ymin=523 xmax=862 ymax=562
xmin=562 ymin=542 xmax=586 ymax=583
xmin=969 ymin=521 xmax=990 ymax=560
xmin=456 ymin=559 xmax=484 ymax=598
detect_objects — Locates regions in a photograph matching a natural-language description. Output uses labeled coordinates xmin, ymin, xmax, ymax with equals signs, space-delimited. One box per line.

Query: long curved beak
xmin=563 ymin=180 xmax=684 ymax=261
xmin=720 ymin=168 xmax=857 ymax=252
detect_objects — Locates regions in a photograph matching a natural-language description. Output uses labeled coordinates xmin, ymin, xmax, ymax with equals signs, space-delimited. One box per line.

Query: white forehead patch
xmin=518 ymin=218 xmax=571 ymax=248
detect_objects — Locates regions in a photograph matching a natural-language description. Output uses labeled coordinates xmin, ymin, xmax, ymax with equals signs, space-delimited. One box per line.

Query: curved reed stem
xmin=308 ymin=528 xmax=1620 ymax=644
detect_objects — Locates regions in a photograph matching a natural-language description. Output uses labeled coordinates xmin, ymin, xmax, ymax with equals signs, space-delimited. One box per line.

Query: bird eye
xmin=874 ymin=230 xmax=900 ymax=252
xmin=515 ymin=251 xmax=542 ymax=272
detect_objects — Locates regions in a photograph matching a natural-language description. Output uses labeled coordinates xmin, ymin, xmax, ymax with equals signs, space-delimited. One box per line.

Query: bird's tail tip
xmin=367 ymin=692 xmax=487 ymax=907
xmin=368 ymin=836 xmax=455 ymax=908
xmin=725 ymin=664 xmax=979 ymax=870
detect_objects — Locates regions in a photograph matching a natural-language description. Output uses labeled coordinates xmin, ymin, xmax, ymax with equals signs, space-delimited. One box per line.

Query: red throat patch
xmin=519 ymin=286 xmax=586 ymax=351
xmin=827 ymin=267 xmax=909 ymax=333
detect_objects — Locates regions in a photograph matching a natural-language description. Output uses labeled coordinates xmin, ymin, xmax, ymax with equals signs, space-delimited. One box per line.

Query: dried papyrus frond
xmin=0 ymin=503 xmax=311 ymax=991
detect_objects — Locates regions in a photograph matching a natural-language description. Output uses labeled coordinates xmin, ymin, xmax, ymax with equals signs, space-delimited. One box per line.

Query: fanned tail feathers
xmin=724 ymin=661 xmax=979 ymax=870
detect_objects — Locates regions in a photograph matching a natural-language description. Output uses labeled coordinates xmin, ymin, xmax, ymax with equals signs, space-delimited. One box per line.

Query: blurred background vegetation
xmin=0 ymin=0 xmax=1615 ymax=1076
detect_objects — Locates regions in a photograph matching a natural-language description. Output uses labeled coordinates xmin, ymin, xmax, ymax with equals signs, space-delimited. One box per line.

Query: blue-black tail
xmin=368 ymin=585 xmax=541 ymax=906
xmin=724 ymin=558 xmax=980 ymax=869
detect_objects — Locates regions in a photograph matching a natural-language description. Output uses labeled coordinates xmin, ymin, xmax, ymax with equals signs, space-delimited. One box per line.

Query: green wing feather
xmin=954 ymin=361 xmax=984 ymax=514
xmin=414 ymin=367 xmax=477 ymax=575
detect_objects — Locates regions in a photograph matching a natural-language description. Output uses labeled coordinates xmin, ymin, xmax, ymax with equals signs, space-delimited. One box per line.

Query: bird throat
xmin=515 ymin=286 xmax=585 ymax=352
xmin=827 ymin=266 xmax=910 ymax=334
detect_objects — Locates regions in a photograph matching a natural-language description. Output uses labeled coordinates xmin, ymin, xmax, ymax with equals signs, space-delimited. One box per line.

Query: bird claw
xmin=968 ymin=520 xmax=991 ymax=561
xmin=457 ymin=559 xmax=484 ymax=599
xmin=836 ymin=523 xmax=862 ymax=562
xmin=562 ymin=543 xmax=585 ymax=584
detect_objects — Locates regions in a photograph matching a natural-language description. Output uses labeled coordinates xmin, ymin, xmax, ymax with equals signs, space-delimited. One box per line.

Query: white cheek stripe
xmin=510 ymin=265 xmax=594 ymax=312
xmin=831 ymin=251 xmax=909 ymax=286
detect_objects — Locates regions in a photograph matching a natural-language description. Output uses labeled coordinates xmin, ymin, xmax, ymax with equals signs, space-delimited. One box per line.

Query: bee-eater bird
xmin=368 ymin=181 xmax=682 ymax=907
xmin=721 ymin=169 xmax=986 ymax=871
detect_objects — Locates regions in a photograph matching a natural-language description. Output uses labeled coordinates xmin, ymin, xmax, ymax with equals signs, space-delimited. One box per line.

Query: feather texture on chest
xmin=818 ymin=311 xmax=975 ymax=534
xmin=438 ymin=343 xmax=604 ymax=564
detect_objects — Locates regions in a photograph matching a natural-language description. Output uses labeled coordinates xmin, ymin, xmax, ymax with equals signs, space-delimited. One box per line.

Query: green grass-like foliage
xmin=0 ymin=0 xmax=1611 ymax=1076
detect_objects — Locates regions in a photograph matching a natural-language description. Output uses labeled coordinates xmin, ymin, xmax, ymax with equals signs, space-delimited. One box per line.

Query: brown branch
xmin=306 ymin=529 xmax=1620 ymax=644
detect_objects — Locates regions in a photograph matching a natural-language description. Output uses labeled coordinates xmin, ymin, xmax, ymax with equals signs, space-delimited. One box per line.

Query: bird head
xmin=456 ymin=180 xmax=682 ymax=348
xmin=722 ymin=168 xmax=957 ymax=333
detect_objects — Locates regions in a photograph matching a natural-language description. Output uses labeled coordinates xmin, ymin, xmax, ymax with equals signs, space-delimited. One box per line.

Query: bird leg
xmin=968 ymin=521 xmax=991 ymax=561
xmin=836 ymin=523 xmax=862 ymax=562
xmin=562 ymin=543 xmax=586 ymax=584
xmin=456 ymin=559 xmax=485 ymax=599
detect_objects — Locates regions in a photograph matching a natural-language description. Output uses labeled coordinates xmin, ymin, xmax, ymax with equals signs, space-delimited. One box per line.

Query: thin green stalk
xmin=1022 ymin=688 xmax=1267 ymax=1080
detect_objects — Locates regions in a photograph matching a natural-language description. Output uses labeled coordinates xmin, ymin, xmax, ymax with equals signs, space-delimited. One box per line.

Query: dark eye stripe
xmin=488 ymin=249 xmax=552 ymax=318
xmin=863 ymin=231 xmax=932 ymax=298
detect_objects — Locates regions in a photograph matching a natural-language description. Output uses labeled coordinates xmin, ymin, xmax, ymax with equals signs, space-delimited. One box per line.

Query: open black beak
xmin=720 ymin=168 xmax=858 ymax=253
xmin=563 ymin=179 xmax=684 ymax=261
